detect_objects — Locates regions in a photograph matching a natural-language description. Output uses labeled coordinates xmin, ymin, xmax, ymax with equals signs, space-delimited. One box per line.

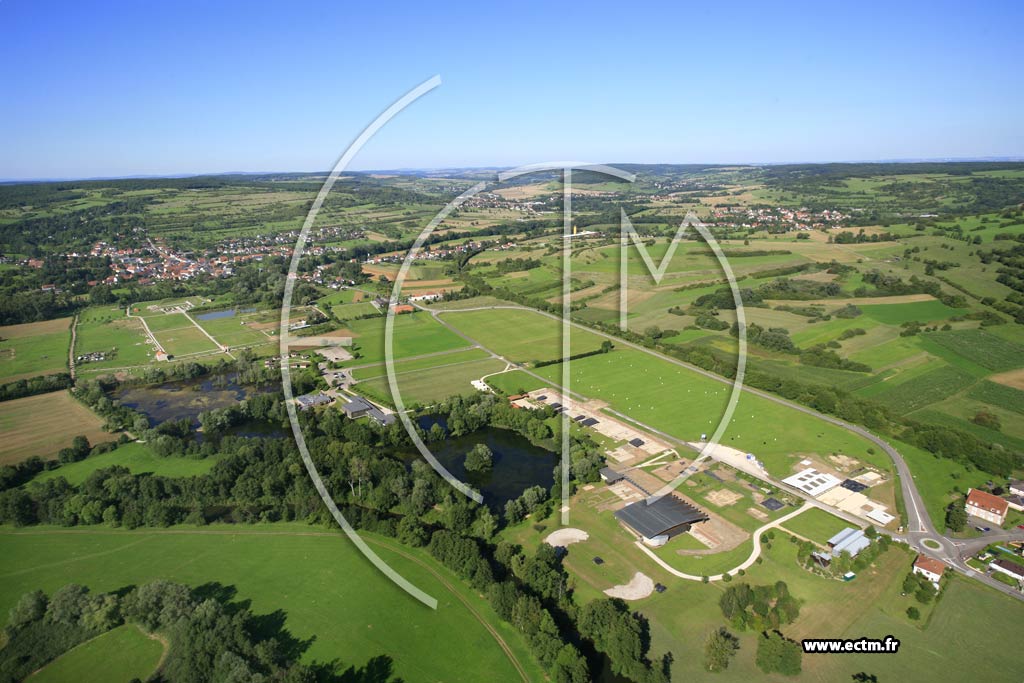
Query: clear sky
xmin=1 ymin=0 xmax=1022 ymax=179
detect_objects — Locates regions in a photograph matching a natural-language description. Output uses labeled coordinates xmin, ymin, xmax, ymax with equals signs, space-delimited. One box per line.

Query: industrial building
xmin=614 ymin=495 xmax=708 ymax=547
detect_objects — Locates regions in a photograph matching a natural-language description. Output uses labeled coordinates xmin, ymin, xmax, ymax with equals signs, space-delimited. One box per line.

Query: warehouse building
xmin=614 ymin=495 xmax=708 ymax=547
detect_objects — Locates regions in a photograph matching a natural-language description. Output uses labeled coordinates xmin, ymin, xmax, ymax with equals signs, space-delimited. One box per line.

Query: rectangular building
xmin=965 ymin=488 xmax=1008 ymax=525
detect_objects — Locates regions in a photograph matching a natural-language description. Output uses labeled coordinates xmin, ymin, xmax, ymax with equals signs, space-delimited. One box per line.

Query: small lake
xmin=114 ymin=373 xmax=276 ymax=429
xmin=402 ymin=417 xmax=557 ymax=508
xmin=194 ymin=307 xmax=257 ymax=321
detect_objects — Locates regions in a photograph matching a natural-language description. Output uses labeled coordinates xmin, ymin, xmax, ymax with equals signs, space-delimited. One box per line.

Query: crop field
xmin=0 ymin=526 xmax=543 ymax=683
xmin=353 ymin=357 xmax=507 ymax=406
xmin=341 ymin=313 xmax=472 ymax=366
xmin=29 ymin=442 xmax=218 ymax=486
xmin=922 ymin=329 xmax=1024 ymax=372
xmin=438 ymin=308 xmax=606 ymax=363
xmin=529 ymin=345 xmax=881 ymax=475
xmin=0 ymin=391 xmax=110 ymax=464
xmin=0 ymin=317 xmax=71 ymax=382
xmin=859 ymin=299 xmax=968 ymax=325
xmin=968 ymin=380 xmax=1024 ymax=414
xmin=33 ymin=624 xmax=164 ymax=683
xmin=863 ymin=365 xmax=976 ymax=414
xmin=778 ymin=506 xmax=851 ymax=545
xmin=317 ymin=289 xmax=367 ymax=307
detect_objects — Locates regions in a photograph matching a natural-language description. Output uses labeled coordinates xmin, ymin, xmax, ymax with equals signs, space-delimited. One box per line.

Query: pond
xmin=402 ymin=416 xmax=557 ymax=509
xmin=194 ymin=307 xmax=257 ymax=321
xmin=114 ymin=373 xmax=277 ymax=429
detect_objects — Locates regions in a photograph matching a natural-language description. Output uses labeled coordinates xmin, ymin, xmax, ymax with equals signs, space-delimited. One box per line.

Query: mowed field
xmin=0 ymin=317 xmax=71 ymax=383
xmin=32 ymin=624 xmax=165 ymax=683
xmin=0 ymin=526 xmax=543 ymax=683
xmin=438 ymin=308 xmax=606 ymax=363
xmin=29 ymin=442 xmax=218 ymax=486
xmin=0 ymin=391 xmax=110 ymax=464
xmin=354 ymin=357 xmax=507 ymax=407
xmin=339 ymin=313 xmax=472 ymax=366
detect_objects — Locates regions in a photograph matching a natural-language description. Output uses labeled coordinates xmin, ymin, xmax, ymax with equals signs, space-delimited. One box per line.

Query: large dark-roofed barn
xmin=615 ymin=495 xmax=708 ymax=547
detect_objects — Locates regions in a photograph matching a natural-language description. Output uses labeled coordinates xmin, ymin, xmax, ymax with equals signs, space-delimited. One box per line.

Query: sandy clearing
xmin=603 ymin=572 xmax=655 ymax=600
xmin=989 ymin=368 xmax=1024 ymax=390
xmin=545 ymin=528 xmax=589 ymax=547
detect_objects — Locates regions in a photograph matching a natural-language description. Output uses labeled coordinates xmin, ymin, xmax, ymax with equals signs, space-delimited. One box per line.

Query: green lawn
xmin=351 ymin=347 xmax=492 ymax=380
xmin=142 ymin=312 xmax=193 ymax=332
xmin=439 ymin=308 xmax=606 ymax=363
xmin=354 ymin=358 xmax=506 ymax=407
xmin=32 ymin=624 xmax=164 ymax=683
xmin=342 ymin=313 xmax=472 ymax=366
xmin=153 ymin=326 xmax=219 ymax=356
xmin=778 ymin=507 xmax=852 ymax=545
xmin=0 ymin=526 xmax=543 ymax=683
xmin=29 ymin=442 xmax=218 ymax=486
xmin=530 ymin=346 xmax=881 ymax=476
xmin=74 ymin=306 xmax=153 ymax=371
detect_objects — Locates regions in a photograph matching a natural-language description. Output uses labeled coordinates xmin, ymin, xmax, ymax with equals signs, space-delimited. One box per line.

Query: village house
xmin=913 ymin=554 xmax=946 ymax=586
xmin=965 ymin=488 xmax=1008 ymax=526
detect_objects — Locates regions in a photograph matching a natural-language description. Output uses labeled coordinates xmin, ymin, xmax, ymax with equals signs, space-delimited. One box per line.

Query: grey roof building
xmin=341 ymin=395 xmax=396 ymax=426
xmin=614 ymin=495 xmax=708 ymax=546
xmin=296 ymin=392 xmax=333 ymax=410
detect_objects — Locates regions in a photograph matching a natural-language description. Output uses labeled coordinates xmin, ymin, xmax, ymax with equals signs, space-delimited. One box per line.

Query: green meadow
xmin=29 ymin=442 xmax=218 ymax=486
xmin=439 ymin=308 xmax=606 ymax=363
xmin=342 ymin=313 xmax=471 ymax=366
xmin=32 ymin=624 xmax=164 ymax=683
xmin=0 ymin=318 xmax=71 ymax=383
xmin=779 ymin=506 xmax=852 ymax=545
xmin=0 ymin=526 xmax=543 ymax=683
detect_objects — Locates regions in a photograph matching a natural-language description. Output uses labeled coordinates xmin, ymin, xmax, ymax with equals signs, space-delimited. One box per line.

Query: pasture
xmin=0 ymin=526 xmax=543 ymax=683
xmin=439 ymin=308 xmax=606 ymax=363
xmin=0 ymin=317 xmax=71 ymax=383
xmin=859 ymin=299 xmax=968 ymax=325
xmin=530 ymin=346 xmax=881 ymax=475
xmin=32 ymin=624 xmax=164 ymax=683
xmin=29 ymin=442 xmax=218 ymax=486
xmin=152 ymin=326 xmax=219 ymax=357
xmin=192 ymin=309 xmax=274 ymax=349
xmin=353 ymin=357 xmax=507 ymax=406
xmin=341 ymin=313 xmax=472 ymax=366
xmin=74 ymin=306 xmax=153 ymax=372
xmin=0 ymin=391 xmax=110 ymax=464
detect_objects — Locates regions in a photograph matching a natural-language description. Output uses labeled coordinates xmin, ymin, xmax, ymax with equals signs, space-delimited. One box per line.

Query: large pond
xmin=114 ymin=373 xmax=277 ymax=429
xmin=402 ymin=417 xmax=557 ymax=508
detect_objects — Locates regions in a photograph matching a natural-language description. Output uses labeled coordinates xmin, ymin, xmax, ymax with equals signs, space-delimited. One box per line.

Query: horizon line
xmin=3 ymin=155 xmax=1024 ymax=185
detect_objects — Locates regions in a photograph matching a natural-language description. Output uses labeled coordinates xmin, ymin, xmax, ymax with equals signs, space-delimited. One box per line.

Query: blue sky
xmin=1 ymin=0 xmax=1022 ymax=179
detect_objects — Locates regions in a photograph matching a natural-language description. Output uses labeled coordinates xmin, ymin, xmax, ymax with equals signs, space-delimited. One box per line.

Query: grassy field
xmin=74 ymin=306 xmax=154 ymax=373
xmin=0 ymin=526 xmax=543 ymax=683
xmin=32 ymin=624 xmax=164 ymax=683
xmin=859 ymin=299 xmax=967 ymax=325
xmin=29 ymin=442 xmax=218 ymax=486
xmin=353 ymin=357 xmax=507 ymax=406
xmin=192 ymin=309 xmax=274 ymax=349
xmin=152 ymin=325 xmax=219 ymax=357
xmin=439 ymin=308 xmax=606 ymax=363
xmin=0 ymin=317 xmax=71 ymax=383
xmin=529 ymin=345 xmax=881 ymax=476
xmin=779 ymin=507 xmax=852 ymax=545
xmin=0 ymin=391 xmax=110 ymax=464
xmin=341 ymin=313 xmax=472 ymax=366
xmin=922 ymin=329 xmax=1024 ymax=372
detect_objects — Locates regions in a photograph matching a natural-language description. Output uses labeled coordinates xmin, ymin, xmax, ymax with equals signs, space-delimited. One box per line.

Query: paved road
xmin=427 ymin=303 xmax=1024 ymax=600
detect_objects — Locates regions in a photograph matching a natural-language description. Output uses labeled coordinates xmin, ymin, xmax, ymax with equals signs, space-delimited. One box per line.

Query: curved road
xmin=426 ymin=303 xmax=1024 ymax=601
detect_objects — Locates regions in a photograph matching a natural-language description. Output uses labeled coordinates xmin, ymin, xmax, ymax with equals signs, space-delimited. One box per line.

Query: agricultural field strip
xmin=351 ymin=348 xmax=492 ymax=381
